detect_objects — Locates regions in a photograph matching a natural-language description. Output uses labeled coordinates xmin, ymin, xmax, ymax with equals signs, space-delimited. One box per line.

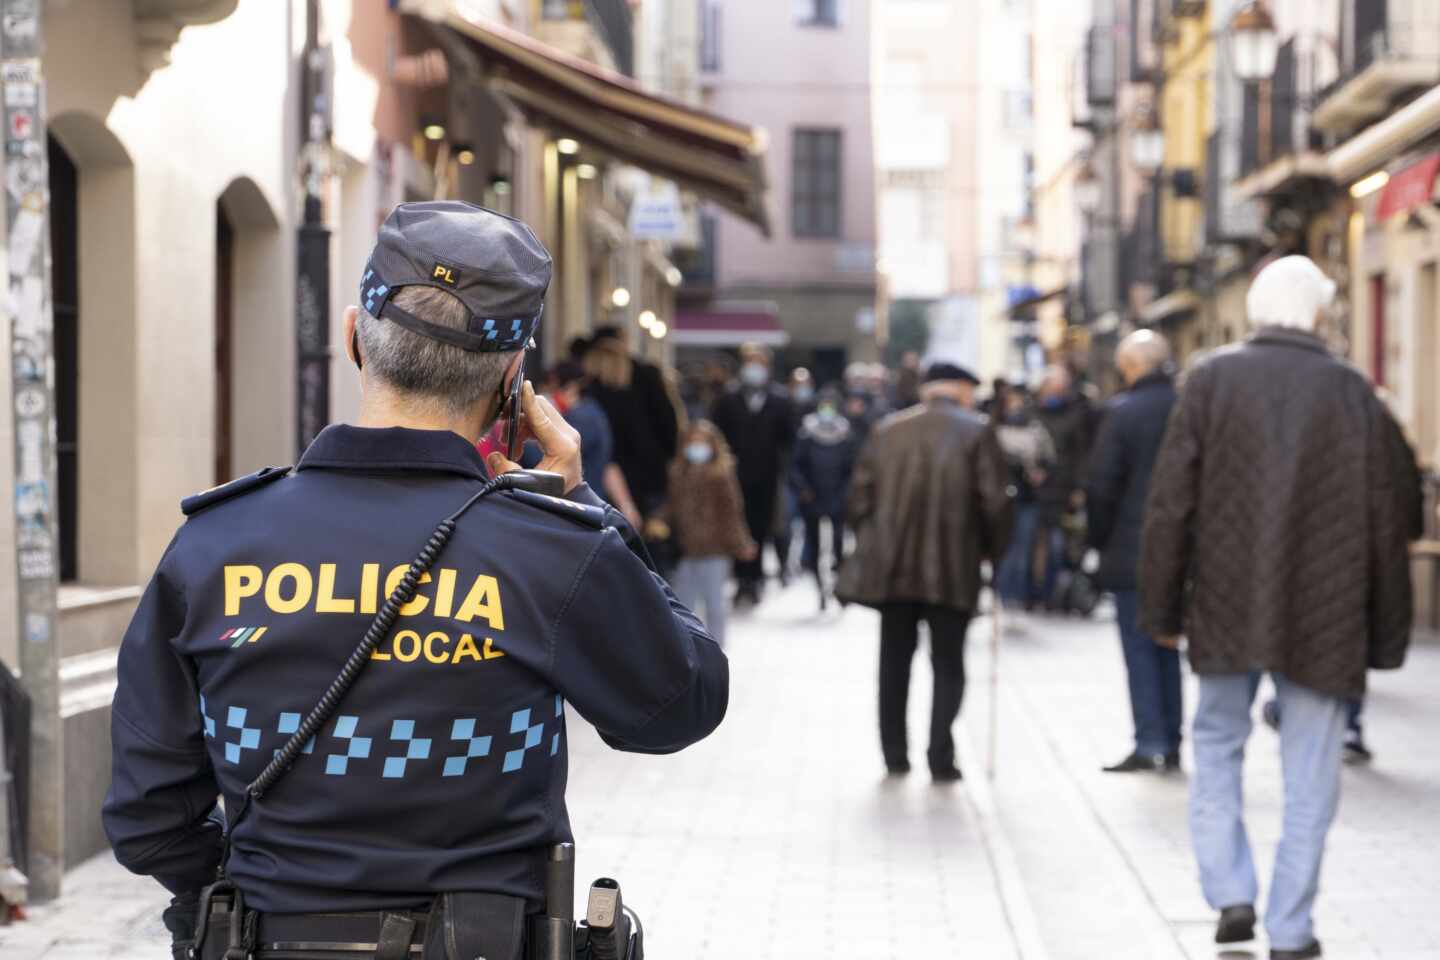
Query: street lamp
xmin=1230 ymin=0 xmax=1279 ymax=83
xmin=1130 ymin=116 xmax=1165 ymax=174
xmin=610 ymin=286 xmax=631 ymax=308
xmin=637 ymin=309 xmax=657 ymax=330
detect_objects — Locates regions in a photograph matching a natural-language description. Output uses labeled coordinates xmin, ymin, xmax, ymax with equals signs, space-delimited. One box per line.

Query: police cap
xmin=359 ymin=201 xmax=552 ymax=352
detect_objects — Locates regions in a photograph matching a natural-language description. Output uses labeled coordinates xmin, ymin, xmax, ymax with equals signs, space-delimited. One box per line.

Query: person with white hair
xmin=1139 ymin=256 xmax=1422 ymax=959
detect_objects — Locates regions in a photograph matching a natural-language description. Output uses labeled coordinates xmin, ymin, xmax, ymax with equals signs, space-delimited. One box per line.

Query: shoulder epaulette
xmin=181 ymin=466 xmax=291 ymax=517
xmin=505 ymin=489 xmax=607 ymax=529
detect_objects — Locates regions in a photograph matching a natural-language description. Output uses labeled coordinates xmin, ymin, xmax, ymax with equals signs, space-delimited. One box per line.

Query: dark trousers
xmin=801 ymin=512 xmax=844 ymax=574
xmin=735 ymin=478 xmax=777 ymax=589
xmin=1114 ymin=589 xmax=1183 ymax=756
xmin=879 ymin=603 xmax=971 ymax=772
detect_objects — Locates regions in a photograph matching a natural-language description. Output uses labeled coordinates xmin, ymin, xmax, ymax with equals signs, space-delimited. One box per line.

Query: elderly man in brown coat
xmin=1140 ymin=256 xmax=1421 ymax=960
xmin=837 ymin=362 xmax=1012 ymax=782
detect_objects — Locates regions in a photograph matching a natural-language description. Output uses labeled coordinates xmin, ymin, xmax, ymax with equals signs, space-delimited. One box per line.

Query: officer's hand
xmin=487 ymin=381 xmax=583 ymax=493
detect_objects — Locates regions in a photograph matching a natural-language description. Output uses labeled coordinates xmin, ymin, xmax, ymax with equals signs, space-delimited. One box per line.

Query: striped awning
xmin=674 ymin=308 xmax=788 ymax=347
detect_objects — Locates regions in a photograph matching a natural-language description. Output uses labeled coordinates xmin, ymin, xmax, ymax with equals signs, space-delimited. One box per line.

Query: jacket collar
xmin=1249 ymin=326 xmax=1329 ymax=355
xmin=1129 ymin=371 xmax=1173 ymax=392
xmin=296 ymin=424 xmax=489 ymax=480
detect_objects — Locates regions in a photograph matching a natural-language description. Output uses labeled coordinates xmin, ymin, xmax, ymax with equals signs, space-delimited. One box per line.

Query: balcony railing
xmin=542 ymin=0 xmax=634 ymax=76
xmin=1312 ymin=0 xmax=1440 ymax=133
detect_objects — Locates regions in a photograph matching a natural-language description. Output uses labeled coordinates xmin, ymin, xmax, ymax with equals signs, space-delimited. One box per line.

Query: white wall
xmin=41 ymin=0 xmax=299 ymax=580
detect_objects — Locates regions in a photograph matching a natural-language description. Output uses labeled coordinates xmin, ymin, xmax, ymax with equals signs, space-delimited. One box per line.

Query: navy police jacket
xmin=102 ymin=425 xmax=729 ymax=914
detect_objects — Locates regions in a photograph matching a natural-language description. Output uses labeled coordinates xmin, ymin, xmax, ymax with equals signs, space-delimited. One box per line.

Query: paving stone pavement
xmin=5 ymin=582 xmax=1439 ymax=959
xmin=979 ymin=603 xmax=1440 ymax=960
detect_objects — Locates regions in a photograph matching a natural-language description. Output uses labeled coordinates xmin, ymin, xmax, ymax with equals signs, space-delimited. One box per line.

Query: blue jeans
xmin=996 ymin=503 xmax=1039 ymax=606
xmin=1191 ymin=672 xmax=1346 ymax=951
xmin=673 ymin=556 xmax=732 ymax=648
xmin=1038 ymin=518 xmax=1069 ymax=607
xmin=1113 ymin=590 xmax=1182 ymax=756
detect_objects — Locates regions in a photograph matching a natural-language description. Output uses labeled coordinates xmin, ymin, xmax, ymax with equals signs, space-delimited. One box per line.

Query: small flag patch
xmin=222 ymin=626 xmax=269 ymax=648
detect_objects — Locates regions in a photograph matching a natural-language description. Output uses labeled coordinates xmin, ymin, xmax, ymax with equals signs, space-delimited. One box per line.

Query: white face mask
xmin=684 ymin=443 xmax=715 ymax=465
xmin=740 ymin=363 xmax=769 ymax=388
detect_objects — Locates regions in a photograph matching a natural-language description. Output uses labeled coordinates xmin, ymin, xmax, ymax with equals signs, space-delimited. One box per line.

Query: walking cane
xmin=988 ymin=593 xmax=1000 ymax=782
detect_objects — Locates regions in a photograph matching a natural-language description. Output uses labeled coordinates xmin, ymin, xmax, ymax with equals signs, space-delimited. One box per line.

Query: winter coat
xmin=836 ymin=399 xmax=1013 ymax=613
xmin=1086 ymin=372 xmax=1178 ymax=591
xmin=711 ymin=384 xmax=795 ymax=496
xmin=1034 ymin=394 xmax=1099 ymax=513
xmin=790 ymin=411 xmax=857 ymax=519
xmin=996 ymin=412 xmax=1056 ymax=504
xmin=1139 ymin=328 xmax=1422 ymax=699
xmin=587 ymin=349 xmax=680 ymax=511
xmin=665 ymin=458 xmax=756 ymax=560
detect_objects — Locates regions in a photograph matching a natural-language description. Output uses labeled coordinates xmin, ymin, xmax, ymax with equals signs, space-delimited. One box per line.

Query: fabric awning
xmin=1375 ymin=153 xmax=1440 ymax=221
xmin=674 ymin=309 xmax=788 ymax=348
xmin=429 ymin=10 xmax=770 ymax=235
xmin=1140 ymin=289 xmax=1200 ymax=326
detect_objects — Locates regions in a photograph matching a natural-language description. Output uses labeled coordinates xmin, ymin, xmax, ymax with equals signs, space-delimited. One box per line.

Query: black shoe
xmin=1103 ymin=751 xmax=1167 ymax=773
xmin=1262 ymin=698 xmax=1282 ymax=732
xmin=1164 ymin=750 xmax=1181 ymax=772
xmin=1215 ymin=904 xmax=1256 ymax=944
xmin=1270 ymin=940 xmax=1321 ymax=959
xmin=885 ymin=760 xmax=911 ymax=777
xmin=931 ymin=765 xmax=963 ymax=784
xmin=1342 ymin=730 xmax=1372 ymax=765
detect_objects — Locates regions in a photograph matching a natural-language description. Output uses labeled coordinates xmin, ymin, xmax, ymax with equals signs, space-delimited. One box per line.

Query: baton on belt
xmin=539 ymin=842 xmax=575 ymax=960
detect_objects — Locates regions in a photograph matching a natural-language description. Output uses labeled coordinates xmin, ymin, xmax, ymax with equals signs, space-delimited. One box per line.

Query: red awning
xmin=1376 ymin=153 xmax=1440 ymax=220
xmin=674 ymin=309 xmax=788 ymax=348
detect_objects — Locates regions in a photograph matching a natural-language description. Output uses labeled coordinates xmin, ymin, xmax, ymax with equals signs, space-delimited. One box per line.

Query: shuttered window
xmin=792 ymin=128 xmax=843 ymax=239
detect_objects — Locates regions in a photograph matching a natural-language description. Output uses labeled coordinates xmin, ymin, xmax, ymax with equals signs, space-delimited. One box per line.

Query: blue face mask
xmin=740 ymin=363 xmax=769 ymax=388
xmin=684 ymin=443 xmax=715 ymax=465
xmin=793 ymin=384 xmax=815 ymax=404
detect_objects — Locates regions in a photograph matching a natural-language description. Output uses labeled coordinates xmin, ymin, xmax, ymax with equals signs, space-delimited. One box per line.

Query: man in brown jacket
xmin=837 ymin=362 xmax=1012 ymax=782
xmin=1140 ymin=256 xmax=1421 ymax=960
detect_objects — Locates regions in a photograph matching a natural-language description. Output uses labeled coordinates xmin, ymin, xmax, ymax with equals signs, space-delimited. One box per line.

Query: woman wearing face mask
xmin=662 ymin=421 xmax=757 ymax=647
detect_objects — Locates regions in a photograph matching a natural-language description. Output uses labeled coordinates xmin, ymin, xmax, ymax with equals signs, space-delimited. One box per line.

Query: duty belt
xmin=197 ymin=893 xmax=428 ymax=960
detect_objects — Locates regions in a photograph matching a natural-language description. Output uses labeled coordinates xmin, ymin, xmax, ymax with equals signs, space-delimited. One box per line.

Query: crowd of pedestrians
xmin=503 ymin=254 xmax=1428 ymax=960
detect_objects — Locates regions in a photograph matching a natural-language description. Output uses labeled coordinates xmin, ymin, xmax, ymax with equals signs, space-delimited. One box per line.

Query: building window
xmin=792 ymin=128 xmax=843 ymax=238
xmin=794 ymin=0 xmax=839 ymax=28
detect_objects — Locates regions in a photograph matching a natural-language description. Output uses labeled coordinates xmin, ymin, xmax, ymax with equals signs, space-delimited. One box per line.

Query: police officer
xmin=102 ymin=201 xmax=729 ymax=959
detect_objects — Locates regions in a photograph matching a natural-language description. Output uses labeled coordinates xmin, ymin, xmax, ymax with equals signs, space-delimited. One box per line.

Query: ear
xmin=344 ymin=306 xmax=360 ymax=364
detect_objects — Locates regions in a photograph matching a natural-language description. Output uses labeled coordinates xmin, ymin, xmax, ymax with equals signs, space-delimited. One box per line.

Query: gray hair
xmin=1117 ymin=329 xmax=1172 ymax=376
xmin=1247 ymin=255 xmax=1336 ymax=331
xmin=356 ymin=285 xmax=517 ymax=416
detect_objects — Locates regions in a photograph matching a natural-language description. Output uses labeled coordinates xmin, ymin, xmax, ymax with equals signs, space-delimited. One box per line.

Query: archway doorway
xmin=48 ymin=111 xmax=137 ymax=586
xmin=216 ymin=177 xmax=288 ymax=474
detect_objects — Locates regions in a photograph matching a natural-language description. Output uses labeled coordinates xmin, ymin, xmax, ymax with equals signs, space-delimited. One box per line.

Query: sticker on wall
xmin=2 ymin=62 xmax=37 ymax=107
xmin=14 ymin=385 xmax=43 ymax=416
xmin=9 ymin=108 xmax=34 ymax=141
xmin=2 ymin=5 xmax=39 ymax=41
